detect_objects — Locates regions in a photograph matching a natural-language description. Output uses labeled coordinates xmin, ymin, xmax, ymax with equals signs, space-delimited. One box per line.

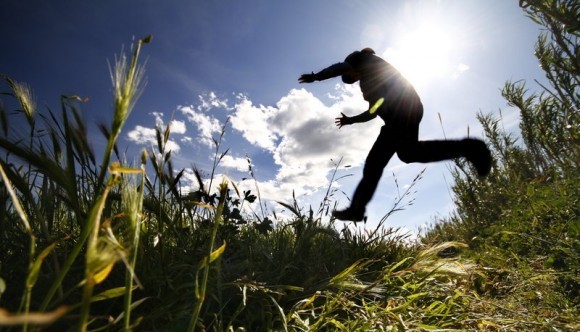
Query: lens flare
xmin=369 ymin=97 xmax=384 ymax=114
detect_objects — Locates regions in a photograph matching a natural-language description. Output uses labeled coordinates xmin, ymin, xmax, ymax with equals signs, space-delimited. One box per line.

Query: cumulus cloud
xmin=127 ymin=124 xmax=183 ymax=153
xmin=220 ymin=155 xmax=251 ymax=172
xmin=170 ymin=120 xmax=187 ymax=134
xmin=127 ymin=125 xmax=156 ymax=145
xmin=228 ymin=85 xmax=382 ymax=199
xmin=127 ymin=125 xmax=181 ymax=153
xmin=197 ymin=91 xmax=231 ymax=111
xmin=126 ymin=112 xmax=184 ymax=153
xmin=179 ymin=105 xmax=222 ymax=147
xmin=229 ymin=96 xmax=278 ymax=150
xmin=126 ymin=84 xmax=391 ymax=212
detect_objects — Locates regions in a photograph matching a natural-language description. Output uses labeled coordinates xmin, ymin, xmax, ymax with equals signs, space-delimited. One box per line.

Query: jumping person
xmin=299 ymin=48 xmax=492 ymax=222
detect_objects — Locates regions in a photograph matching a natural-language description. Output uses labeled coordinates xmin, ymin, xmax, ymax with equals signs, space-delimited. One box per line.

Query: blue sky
xmin=0 ymin=0 xmax=544 ymax=233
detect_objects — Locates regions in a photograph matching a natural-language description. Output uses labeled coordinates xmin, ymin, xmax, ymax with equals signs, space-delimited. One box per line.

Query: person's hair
xmin=361 ymin=47 xmax=375 ymax=54
xmin=342 ymin=47 xmax=376 ymax=84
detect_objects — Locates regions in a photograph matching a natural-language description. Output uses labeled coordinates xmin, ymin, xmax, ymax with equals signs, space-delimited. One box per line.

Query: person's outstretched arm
xmin=335 ymin=110 xmax=376 ymax=128
xmin=299 ymin=62 xmax=352 ymax=83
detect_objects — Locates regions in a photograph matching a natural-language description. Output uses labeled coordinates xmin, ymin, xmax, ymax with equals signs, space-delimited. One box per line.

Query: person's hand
xmin=298 ymin=72 xmax=316 ymax=83
xmin=335 ymin=112 xmax=351 ymax=128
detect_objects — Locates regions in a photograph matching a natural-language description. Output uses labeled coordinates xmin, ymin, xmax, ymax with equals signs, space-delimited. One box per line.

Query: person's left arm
xmin=335 ymin=109 xmax=376 ymax=128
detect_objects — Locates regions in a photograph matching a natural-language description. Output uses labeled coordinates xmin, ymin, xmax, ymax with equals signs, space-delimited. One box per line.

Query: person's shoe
xmin=463 ymin=139 xmax=492 ymax=176
xmin=332 ymin=208 xmax=366 ymax=222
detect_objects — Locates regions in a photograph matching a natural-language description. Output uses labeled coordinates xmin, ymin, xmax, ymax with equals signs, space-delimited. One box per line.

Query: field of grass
xmin=0 ymin=2 xmax=578 ymax=330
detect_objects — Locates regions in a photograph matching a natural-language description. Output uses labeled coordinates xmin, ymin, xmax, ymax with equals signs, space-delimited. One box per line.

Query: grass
xmin=0 ymin=35 xmax=577 ymax=331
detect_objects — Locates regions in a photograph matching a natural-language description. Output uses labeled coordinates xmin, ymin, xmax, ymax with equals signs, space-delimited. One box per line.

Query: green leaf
xmin=26 ymin=242 xmax=57 ymax=288
xmin=92 ymin=286 xmax=135 ymax=302
xmin=0 ymin=277 xmax=6 ymax=300
xmin=329 ymin=259 xmax=371 ymax=286
xmin=407 ymin=292 xmax=428 ymax=301
xmin=417 ymin=323 xmax=440 ymax=330
xmin=388 ymin=256 xmax=414 ymax=273
xmin=113 ymin=297 xmax=150 ymax=324
xmin=93 ymin=262 xmax=115 ymax=284
xmin=198 ymin=241 xmax=226 ymax=269
xmin=276 ymin=200 xmax=302 ymax=218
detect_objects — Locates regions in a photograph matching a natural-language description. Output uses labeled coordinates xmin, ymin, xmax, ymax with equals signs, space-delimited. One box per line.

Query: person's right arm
xmin=299 ymin=62 xmax=352 ymax=83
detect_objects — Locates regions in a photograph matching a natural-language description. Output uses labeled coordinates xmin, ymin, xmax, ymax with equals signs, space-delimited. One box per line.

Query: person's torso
xmin=349 ymin=53 xmax=419 ymax=104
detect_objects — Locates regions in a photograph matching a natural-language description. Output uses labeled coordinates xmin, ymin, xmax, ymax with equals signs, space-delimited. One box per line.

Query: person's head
xmin=341 ymin=48 xmax=375 ymax=84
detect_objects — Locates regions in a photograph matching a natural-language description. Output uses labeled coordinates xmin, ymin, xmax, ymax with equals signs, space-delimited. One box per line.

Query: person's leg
xmin=334 ymin=127 xmax=397 ymax=221
xmin=397 ymin=138 xmax=492 ymax=176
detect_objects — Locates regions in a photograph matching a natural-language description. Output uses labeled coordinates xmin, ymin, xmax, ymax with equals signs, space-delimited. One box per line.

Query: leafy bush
xmin=423 ymin=0 xmax=579 ymax=306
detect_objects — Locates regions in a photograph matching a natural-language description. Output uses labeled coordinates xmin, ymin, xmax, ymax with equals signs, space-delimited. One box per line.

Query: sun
xmin=382 ymin=20 xmax=467 ymax=89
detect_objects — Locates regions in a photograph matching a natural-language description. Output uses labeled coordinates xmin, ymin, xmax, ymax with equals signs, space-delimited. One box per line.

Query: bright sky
xmin=0 ymin=0 xmax=544 ymax=234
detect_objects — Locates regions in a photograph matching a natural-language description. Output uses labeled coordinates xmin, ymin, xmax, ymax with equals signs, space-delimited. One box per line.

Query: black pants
xmin=350 ymin=103 xmax=472 ymax=213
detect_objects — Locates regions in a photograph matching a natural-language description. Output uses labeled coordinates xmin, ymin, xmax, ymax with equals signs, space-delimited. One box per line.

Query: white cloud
xmin=197 ymin=91 xmax=230 ymax=111
xmin=229 ymin=96 xmax=278 ymax=150
xmin=126 ymin=124 xmax=182 ymax=153
xmin=228 ymin=85 xmax=381 ymax=198
xmin=163 ymin=140 xmax=181 ymax=153
xmin=127 ymin=125 xmax=156 ymax=145
xmin=179 ymin=105 xmax=222 ymax=147
xmin=149 ymin=112 xmax=187 ymax=134
xmin=126 ymin=113 xmax=183 ymax=153
xmin=131 ymin=85 xmax=428 ymax=222
xmin=170 ymin=120 xmax=187 ymax=134
xmin=220 ymin=155 xmax=251 ymax=172
xmin=171 ymin=85 xmax=440 ymax=222
xmin=451 ymin=63 xmax=470 ymax=80
xmin=152 ymin=112 xmax=164 ymax=127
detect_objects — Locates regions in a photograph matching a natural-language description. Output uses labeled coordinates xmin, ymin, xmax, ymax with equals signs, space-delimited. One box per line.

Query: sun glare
xmin=382 ymin=20 xmax=466 ymax=89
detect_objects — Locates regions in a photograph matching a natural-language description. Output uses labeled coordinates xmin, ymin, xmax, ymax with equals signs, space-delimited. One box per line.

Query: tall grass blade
xmin=26 ymin=242 xmax=57 ymax=290
xmin=0 ymin=162 xmax=38 ymax=332
xmin=0 ymin=162 xmax=32 ymax=233
xmin=78 ymin=175 xmax=115 ymax=332
xmin=188 ymin=180 xmax=228 ymax=332
xmin=123 ymin=154 xmax=146 ymax=331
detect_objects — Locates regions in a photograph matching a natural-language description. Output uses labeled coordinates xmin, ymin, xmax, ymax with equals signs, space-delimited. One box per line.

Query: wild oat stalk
xmin=76 ymin=36 xmax=150 ymax=329
xmin=38 ymin=35 xmax=151 ymax=314
xmin=376 ymin=169 xmax=424 ymax=227
xmin=96 ymin=35 xmax=151 ymax=192
xmin=317 ymin=157 xmax=352 ymax=219
xmin=1 ymin=75 xmax=36 ymax=127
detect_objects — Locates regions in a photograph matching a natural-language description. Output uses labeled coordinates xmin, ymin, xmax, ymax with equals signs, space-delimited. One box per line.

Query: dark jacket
xmin=315 ymin=50 xmax=422 ymax=125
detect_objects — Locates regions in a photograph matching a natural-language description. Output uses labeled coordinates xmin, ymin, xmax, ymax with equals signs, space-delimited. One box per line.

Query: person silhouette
xmin=299 ymin=48 xmax=492 ymax=222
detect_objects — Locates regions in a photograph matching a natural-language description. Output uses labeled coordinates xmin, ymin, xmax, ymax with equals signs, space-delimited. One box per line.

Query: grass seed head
xmin=9 ymin=78 xmax=36 ymax=126
xmin=109 ymin=49 xmax=146 ymax=137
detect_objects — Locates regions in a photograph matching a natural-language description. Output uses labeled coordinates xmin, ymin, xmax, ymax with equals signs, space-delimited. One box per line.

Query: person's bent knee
xmin=397 ymin=149 xmax=419 ymax=164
